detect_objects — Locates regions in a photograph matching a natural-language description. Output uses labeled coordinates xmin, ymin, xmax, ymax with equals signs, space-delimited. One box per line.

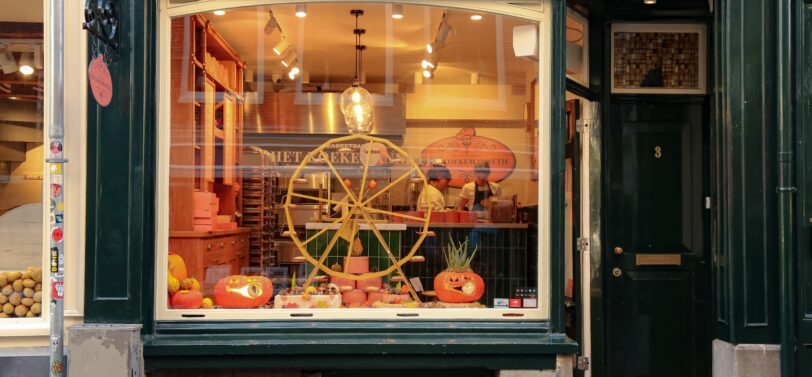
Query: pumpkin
xmin=434 ymin=238 xmax=485 ymax=303
xmin=167 ymin=272 xmax=180 ymax=294
xmin=214 ymin=275 xmax=273 ymax=309
xmin=170 ymin=290 xmax=203 ymax=309
xmin=168 ymin=253 xmax=188 ymax=280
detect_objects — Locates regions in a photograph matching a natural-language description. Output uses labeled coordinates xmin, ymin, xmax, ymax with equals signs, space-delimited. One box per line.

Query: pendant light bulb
xmin=340 ymin=9 xmax=374 ymax=134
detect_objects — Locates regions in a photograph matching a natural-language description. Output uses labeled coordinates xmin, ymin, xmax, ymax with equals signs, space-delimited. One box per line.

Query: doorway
xmin=603 ymin=98 xmax=710 ymax=377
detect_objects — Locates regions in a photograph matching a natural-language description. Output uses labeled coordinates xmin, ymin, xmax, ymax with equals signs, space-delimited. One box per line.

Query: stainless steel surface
xmin=244 ymin=92 xmax=406 ymax=135
xmin=285 ymin=204 xmax=324 ymax=225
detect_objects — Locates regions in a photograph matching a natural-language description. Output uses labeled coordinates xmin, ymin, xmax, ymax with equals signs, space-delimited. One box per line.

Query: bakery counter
xmin=405 ymin=222 xmax=528 ymax=229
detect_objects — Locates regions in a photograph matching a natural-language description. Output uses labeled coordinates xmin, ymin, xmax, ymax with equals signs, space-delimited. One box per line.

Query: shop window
xmin=0 ymin=2 xmax=46 ymax=320
xmin=159 ymin=2 xmax=548 ymax=320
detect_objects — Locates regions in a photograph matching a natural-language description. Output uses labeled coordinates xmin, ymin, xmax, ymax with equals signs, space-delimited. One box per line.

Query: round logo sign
xmin=88 ymin=54 xmax=113 ymax=107
xmin=420 ymin=128 xmax=516 ymax=188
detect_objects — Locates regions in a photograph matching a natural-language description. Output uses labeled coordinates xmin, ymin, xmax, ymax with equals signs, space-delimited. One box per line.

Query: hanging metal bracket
xmin=83 ymin=0 xmax=119 ymax=59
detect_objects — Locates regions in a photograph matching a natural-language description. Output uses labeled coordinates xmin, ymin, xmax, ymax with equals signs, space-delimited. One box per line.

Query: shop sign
xmin=420 ymin=128 xmax=516 ymax=188
xmin=88 ymin=54 xmax=113 ymax=107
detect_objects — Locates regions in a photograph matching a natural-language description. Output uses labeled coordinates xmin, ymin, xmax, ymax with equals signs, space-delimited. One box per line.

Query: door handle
xmin=614 ymin=246 xmax=624 ymax=255
xmin=612 ymin=267 xmax=622 ymax=277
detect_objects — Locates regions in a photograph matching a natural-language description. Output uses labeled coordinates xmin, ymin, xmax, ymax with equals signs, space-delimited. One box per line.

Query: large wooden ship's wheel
xmin=284 ymin=134 xmax=431 ymax=302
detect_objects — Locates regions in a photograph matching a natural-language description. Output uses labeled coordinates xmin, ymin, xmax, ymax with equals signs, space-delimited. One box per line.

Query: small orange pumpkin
xmin=170 ymin=289 xmax=203 ymax=309
xmin=214 ymin=275 xmax=273 ymax=309
xmin=434 ymin=239 xmax=485 ymax=303
xmin=168 ymin=252 xmax=188 ymax=280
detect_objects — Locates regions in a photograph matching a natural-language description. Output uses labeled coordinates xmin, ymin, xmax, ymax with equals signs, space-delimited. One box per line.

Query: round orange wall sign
xmin=420 ymin=128 xmax=516 ymax=188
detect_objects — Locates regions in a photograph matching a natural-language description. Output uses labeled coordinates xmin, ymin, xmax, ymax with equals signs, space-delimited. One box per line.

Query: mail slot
xmin=635 ymin=254 xmax=682 ymax=266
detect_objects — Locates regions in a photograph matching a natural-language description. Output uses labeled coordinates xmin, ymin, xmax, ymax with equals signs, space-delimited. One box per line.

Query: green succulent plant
xmin=442 ymin=238 xmax=478 ymax=271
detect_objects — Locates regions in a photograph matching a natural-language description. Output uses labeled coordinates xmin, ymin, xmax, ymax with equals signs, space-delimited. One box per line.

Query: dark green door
xmin=606 ymin=100 xmax=709 ymax=377
xmin=797 ymin=0 xmax=812 ymax=370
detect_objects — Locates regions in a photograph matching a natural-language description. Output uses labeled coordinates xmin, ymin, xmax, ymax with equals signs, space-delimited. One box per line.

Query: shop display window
xmin=158 ymin=2 xmax=549 ymax=320
xmin=0 ymin=2 xmax=47 ymax=320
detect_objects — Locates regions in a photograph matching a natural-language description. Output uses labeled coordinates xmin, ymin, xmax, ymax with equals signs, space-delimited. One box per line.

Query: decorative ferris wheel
xmin=283 ymin=134 xmax=432 ymax=302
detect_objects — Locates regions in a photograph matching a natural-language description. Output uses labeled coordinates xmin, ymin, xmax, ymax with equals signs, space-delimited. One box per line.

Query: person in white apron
xmin=419 ymin=165 xmax=451 ymax=212
xmin=457 ymin=161 xmax=502 ymax=212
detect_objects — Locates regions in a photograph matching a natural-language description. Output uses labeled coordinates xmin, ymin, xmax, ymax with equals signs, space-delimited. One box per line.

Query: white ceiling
xmin=203 ymin=3 xmax=537 ymax=87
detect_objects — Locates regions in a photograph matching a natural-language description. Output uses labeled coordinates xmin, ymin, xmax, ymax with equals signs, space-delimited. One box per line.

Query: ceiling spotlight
xmin=643 ymin=0 xmax=657 ymax=3
xmin=421 ymin=52 xmax=439 ymax=70
xmin=213 ymin=10 xmax=226 ymax=16
xmin=264 ymin=11 xmax=279 ymax=35
xmin=470 ymin=14 xmax=483 ymax=21
xmin=288 ymin=66 xmax=300 ymax=80
xmin=421 ymin=59 xmax=434 ymax=70
xmin=422 ymin=69 xmax=433 ymax=79
xmin=295 ymin=3 xmax=307 ymax=17
xmin=33 ymin=45 xmax=43 ymax=69
xmin=273 ymin=37 xmax=289 ymax=55
xmin=0 ymin=50 xmax=18 ymax=74
xmin=436 ymin=19 xmax=452 ymax=42
xmin=392 ymin=4 xmax=404 ymax=19
xmin=281 ymin=52 xmax=297 ymax=67
xmin=19 ymin=53 xmax=34 ymax=75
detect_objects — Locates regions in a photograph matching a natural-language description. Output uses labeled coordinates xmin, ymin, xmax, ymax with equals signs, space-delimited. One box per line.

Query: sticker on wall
xmin=89 ymin=54 xmax=113 ymax=107
xmin=50 ymin=184 xmax=62 ymax=198
xmin=52 ymin=174 xmax=63 ymax=185
xmin=49 ymin=199 xmax=55 ymax=212
xmin=49 ymin=140 xmax=62 ymax=156
xmin=50 ymin=247 xmax=58 ymax=272
xmin=51 ymin=361 xmax=64 ymax=374
xmin=51 ymin=227 xmax=64 ymax=242
xmin=52 ymin=282 xmax=64 ymax=299
xmin=54 ymin=214 xmax=63 ymax=224
xmin=421 ymin=128 xmax=517 ymax=188
xmin=49 ymin=163 xmax=62 ymax=174
xmin=493 ymin=298 xmax=509 ymax=308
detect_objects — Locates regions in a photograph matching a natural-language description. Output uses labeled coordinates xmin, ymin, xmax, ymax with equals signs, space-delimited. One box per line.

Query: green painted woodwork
xmin=713 ymin=0 xmax=781 ymax=344
xmin=606 ymin=100 xmax=709 ymax=377
xmin=795 ymin=0 xmax=812 ymax=374
xmin=550 ymin=0 xmax=568 ymax=336
xmin=84 ymin=0 xmax=157 ymax=326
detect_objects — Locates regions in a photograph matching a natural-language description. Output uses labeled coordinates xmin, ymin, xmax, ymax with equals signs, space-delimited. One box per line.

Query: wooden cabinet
xmin=169 ymin=229 xmax=250 ymax=295
xmin=169 ymin=15 xmax=250 ymax=284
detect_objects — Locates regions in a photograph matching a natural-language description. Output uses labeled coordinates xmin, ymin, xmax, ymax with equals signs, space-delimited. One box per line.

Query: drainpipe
xmin=776 ymin=0 xmax=795 ymax=375
xmin=47 ymin=0 xmax=65 ymax=375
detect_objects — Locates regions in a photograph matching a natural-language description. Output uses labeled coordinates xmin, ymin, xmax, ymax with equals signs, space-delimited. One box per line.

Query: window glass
xmin=0 ymin=1 xmax=46 ymax=319
xmin=166 ymin=3 xmax=541 ymax=316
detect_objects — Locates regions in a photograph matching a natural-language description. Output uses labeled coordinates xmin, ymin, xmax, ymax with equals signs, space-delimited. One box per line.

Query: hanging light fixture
xmin=264 ymin=10 xmax=279 ymax=35
xmin=391 ymin=4 xmax=404 ymax=19
xmin=295 ymin=3 xmax=307 ymax=17
xmin=281 ymin=51 xmax=297 ymax=67
xmin=273 ymin=36 xmax=290 ymax=55
xmin=340 ymin=10 xmax=374 ymax=134
xmin=19 ymin=52 xmax=34 ymax=75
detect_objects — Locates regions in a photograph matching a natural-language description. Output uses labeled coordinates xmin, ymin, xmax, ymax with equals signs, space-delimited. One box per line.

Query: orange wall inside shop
xmin=0 ymin=143 xmax=43 ymax=216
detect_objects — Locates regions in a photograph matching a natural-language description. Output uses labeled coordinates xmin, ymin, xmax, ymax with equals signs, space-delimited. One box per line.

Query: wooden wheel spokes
xmin=357 ymin=140 xmax=375 ymax=202
xmin=362 ymin=207 xmax=427 ymax=223
xmin=303 ymin=219 xmax=351 ymax=287
xmin=289 ymin=192 xmax=351 ymax=209
xmin=319 ymin=151 xmax=362 ymax=206
xmin=360 ymin=166 xmax=416 ymax=207
xmin=300 ymin=211 xmax=351 ymax=247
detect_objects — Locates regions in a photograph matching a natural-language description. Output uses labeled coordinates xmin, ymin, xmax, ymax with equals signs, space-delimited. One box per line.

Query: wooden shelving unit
xmin=241 ymin=147 xmax=278 ymax=268
xmin=169 ymin=15 xmax=250 ymax=283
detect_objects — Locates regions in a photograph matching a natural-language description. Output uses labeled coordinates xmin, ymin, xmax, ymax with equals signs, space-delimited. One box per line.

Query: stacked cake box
xmin=192 ymin=192 xmax=219 ymax=231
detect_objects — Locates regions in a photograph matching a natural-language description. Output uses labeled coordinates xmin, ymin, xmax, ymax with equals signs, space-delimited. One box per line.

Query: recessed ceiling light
xmin=392 ymin=4 xmax=404 ymax=19
xmin=9 ymin=96 xmax=18 ymax=100
xmin=19 ymin=65 xmax=33 ymax=75
xmin=295 ymin=4 xmax=307 ymax=17
xmin=213 ymin=10 xmax=225 ymax=16
xmin=643 ymin=0 xmax=656 ymax=4
xmin=470 ymin=14 xmax=483 ymax=21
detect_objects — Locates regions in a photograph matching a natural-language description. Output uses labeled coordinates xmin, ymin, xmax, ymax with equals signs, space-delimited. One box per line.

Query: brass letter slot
xmin=636 ymin=254 xmax=682 ymax=266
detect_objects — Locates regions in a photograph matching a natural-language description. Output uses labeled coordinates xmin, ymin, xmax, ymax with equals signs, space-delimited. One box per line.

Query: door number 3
xmin=654 ymin=146 xmax=662 ymax=159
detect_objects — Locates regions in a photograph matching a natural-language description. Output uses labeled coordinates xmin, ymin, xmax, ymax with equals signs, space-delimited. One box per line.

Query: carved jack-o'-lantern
xmin=434 ymin=239 xmax=485 ymax=303
xmin=214 ymin=275 xmax=273 ymax=309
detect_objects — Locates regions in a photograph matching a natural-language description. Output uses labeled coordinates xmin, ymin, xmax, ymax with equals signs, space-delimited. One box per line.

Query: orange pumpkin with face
xmin=434 ymin=238 xmax=485 ymax=303
xmin=434 ymin=270 xmax=485 ymax=303
xmin=214 ymin=275 xmax=273 ymax=308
